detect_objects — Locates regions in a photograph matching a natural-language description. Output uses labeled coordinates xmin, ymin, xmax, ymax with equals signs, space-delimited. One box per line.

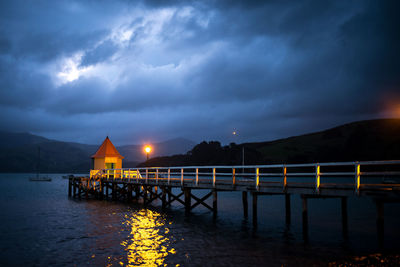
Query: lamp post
xmin=144 ymin=145 xmax=152 ymax=161
xmin=233 ymin=129 xmax=244 ymax=173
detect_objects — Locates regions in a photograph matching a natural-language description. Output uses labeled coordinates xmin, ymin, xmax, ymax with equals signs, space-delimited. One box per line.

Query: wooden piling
xmin=78 ymin=183 xmax=82 ymax=199
xmin=184 ymin=188 xmax=191 ymax=214
xmin=376 ymin=200 xmax=384 ymax=248
xmin=72 ymin=179 xmax=76 ymax=197
xmin=112 ymin=183 xmax=117 ymax=201
xmin=127 ymin=184 xmax=132 ymax=202
xmin=135 ymin=186 xmax=140 ymax=201
xmin=242 ymin=191 xmax=248 ymax=218
xmin=99 ymin=181 xmax=104 ymax=200
xmin=168 ymin=187 xmax=172 ymax=206
xmin=212 ymin=189 xmax=218 ymax=217
xmin=68 ymin=179 xmax=72 ymax=197
xmin=302 ymin=196 xmax=308 ymax=241
xmin=285 ymin=194 xmax=291 ymax=225
xmin=252 ymin=192 xmax=257 ymax=227
xmin=85 ymin=180 xmax=89 ymax=200
xmin=162 ymin=186 xmax=167 ymax=209
xmin=143 ymin=186 xmax=148 ymax=204
xmin=341 ymin=197 xmax=348 ymax=238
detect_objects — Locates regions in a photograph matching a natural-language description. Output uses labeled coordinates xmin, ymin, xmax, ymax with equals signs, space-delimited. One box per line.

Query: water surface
xmin=0 ymin=173 xmax=399 ymax=266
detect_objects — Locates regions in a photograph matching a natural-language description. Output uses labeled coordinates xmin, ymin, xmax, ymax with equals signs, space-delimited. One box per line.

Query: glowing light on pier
xmin=144 ymin=146 xmax=152 ymax=153
xmin=144 ymin=145 xmax=152 ymax=160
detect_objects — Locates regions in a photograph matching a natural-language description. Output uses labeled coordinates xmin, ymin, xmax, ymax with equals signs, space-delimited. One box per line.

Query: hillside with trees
xmin=138 ymin=119 xmax=400 ymax=167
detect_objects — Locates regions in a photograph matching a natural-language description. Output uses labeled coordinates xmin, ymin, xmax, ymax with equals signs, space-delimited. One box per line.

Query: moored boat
xmin=29 ymin=147 xmax=52 ymax=182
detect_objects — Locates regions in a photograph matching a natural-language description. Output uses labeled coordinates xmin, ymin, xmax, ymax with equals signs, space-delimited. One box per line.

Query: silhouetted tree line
xmin=138 ymin=119 xmax=400 ymax=167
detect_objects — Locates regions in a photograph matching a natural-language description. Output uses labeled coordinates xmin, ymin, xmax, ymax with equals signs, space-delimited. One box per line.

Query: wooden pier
xmin=69 ymin=160 xmax=400 ymax=244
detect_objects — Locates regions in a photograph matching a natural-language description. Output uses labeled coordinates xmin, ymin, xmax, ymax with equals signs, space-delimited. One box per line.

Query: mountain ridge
xmin=139 ymin=118 xmax=400 ymax=167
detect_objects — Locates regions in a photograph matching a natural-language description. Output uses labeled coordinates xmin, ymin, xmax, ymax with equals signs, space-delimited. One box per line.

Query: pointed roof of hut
xmin=91 ymin=136 xmax=124 ymax=159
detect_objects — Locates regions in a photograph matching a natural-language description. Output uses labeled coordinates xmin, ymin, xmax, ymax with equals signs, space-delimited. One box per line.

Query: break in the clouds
xmin=0 ymin=0 xmax=399 ymax=145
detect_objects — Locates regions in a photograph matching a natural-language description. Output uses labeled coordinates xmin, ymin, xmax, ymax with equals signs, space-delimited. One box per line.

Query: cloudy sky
xmin=0 ymin=0 xmax=399 ymax=145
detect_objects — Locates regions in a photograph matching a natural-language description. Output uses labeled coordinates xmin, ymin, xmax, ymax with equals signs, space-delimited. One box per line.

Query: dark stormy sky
xmin=0 ymin=0 xmax=399 ymax=145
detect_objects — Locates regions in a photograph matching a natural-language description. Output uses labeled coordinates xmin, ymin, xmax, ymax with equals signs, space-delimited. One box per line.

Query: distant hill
xmin=0 ymin=139 xmax=93 ymax=173
xmin=0 ymin=131 xmax=50 ymax=148
xmin=245 ymin=118 xmax=400 ymax=163
xmin=0 ymin=133 xmax=195 ymax=173
xmin=139 ymin=119 xmax=400 ymax=167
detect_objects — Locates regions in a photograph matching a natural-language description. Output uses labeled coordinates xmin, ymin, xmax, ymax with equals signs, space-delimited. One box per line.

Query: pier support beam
xmin=168 ymin=188 xmax=172 ymax=206
xmin=161 ymin=186 xmax=167 ymax=209
xmin=341 ymin=197 xmax=348 ymax=239
xmin=112 ymin=183 xmax=117 ymax=201
xmin=99 ymin=181 xmax=104 ymax=200
xmin=184 ymin=188 xmax=191 ymax=214
xmin=212 ymin=189 xmax=218 ymax=217
xmin=78 ymin=184 xmax=82 ymax=199
xmin=143 ymin=186 xmax=148 ymax=204
xmin=376 ymin=200 xmax=384 ymax=248
xmin=135 ymin=186 xmax=140 ymax=201
xmin=302 ymin=196 xmax=308 ymax=241
xmin=252 ymin=192 xmax=258 ymax=227
xmin=164 ymin=188 xmax=184 ymax=207
xmin=68 ymin=179 xmax=72 ymax=197
xmin=85 ymin=180 xmax=88 ymax=200
xmin=285 ymin=194 xmax=291 ymax=225
xmin=73 ymin=179 xmax=77 ymax=197
xmin=127 ymin=184 xmax=132 ymax=202
xmin=242 ymin=191 xmax=248 ymax=218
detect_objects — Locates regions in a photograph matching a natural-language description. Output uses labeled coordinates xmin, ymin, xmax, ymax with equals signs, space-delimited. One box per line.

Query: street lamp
xmin=144 ymin=145 xmax=152 ymax=160
xmin=233 ymin=129 xmax=244 ymax=172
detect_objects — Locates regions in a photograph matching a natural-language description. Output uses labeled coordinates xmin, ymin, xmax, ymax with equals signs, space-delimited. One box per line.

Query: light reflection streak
xmin=120 ymin=209 xmax=176 ymax=266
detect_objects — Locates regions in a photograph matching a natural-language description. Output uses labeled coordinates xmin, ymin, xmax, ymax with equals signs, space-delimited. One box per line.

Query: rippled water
xmin=0 ymin=173 xmax=400 ymax=266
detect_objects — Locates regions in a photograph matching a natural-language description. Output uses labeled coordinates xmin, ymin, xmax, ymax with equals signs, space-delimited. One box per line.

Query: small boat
xmin=29 ymin=147 xmax=52 ymax=182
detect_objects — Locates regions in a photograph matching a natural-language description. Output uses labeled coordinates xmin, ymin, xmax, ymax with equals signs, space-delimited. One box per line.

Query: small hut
xmin=91 ymin=136 xmax=124 ymax=170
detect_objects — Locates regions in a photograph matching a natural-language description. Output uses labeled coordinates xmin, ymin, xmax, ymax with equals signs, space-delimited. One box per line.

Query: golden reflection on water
xmin=120 ymin=209 xmax=176 ymax=266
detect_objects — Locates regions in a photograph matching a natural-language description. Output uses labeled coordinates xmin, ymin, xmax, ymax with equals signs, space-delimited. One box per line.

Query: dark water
xmin=1 ymin=174 xmax=400 ymax=266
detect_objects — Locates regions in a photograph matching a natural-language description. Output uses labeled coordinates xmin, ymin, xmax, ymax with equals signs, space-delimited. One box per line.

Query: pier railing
xmin=89 ymin=160 xmax=400 ymax=193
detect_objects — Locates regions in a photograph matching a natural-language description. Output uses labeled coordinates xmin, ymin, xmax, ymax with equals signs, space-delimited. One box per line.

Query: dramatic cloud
xmin=0 ymin=0 xmax=399 ymax=145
